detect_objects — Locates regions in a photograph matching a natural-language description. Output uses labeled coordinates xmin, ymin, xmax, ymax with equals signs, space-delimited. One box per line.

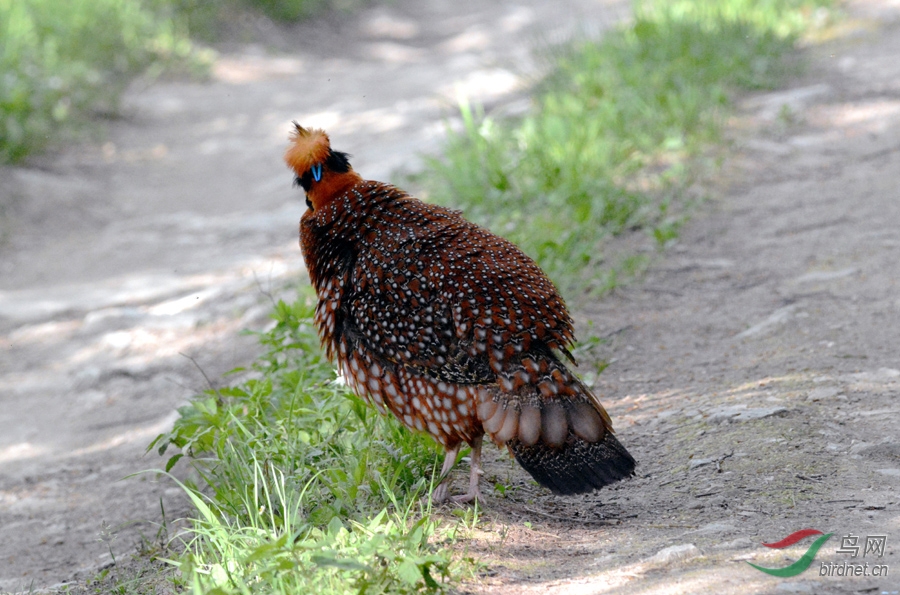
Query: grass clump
xmin=0 ymin=0 xmax=205 ymax=163
xmin=0 ymin=0 xmax=368 ymax=164
xmin=416 ymin=0 xmax=832 ymax=293
xmin=150 ymin=293 xmax=461 ymax=593
xmin=239 ymin=0 xmax=365 ymax=22
xmin=150 ymin=0 xmax=369 ymax=42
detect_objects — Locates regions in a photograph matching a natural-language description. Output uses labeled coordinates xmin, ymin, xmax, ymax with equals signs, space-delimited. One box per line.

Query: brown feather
xmin=284 ymin=124 xmax=330 ymax=176
xmin=289 ymin=124 xmax=635 ymax=500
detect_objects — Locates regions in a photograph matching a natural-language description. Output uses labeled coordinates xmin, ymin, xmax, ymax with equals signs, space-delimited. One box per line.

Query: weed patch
xmin=415 ymin=0 xmax=832 ymax=294
xmin=151 ymin=294 xmax=462 ymax=593
xmin=239 ymin=0 xmax=366 ymax=22
xmin=0 ymin=0 xmax=207 ymax=163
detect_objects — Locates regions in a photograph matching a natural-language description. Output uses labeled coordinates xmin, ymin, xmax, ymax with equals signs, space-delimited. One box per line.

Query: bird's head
xmin=285 ymin=123 xmax=362 ymax=211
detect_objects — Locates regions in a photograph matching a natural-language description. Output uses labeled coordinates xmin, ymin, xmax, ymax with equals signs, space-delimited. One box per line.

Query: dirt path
xmin=457 ymin=4 xmax=900 ymax=594
xmin=0 ymin=0 xmax=629 ymax=590
xmin=1 ymin=0 xmax=899 ymax=593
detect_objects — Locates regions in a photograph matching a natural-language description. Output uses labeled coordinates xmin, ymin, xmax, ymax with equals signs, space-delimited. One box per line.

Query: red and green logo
xmin=748 ymin=529 xmax=833 ymax=577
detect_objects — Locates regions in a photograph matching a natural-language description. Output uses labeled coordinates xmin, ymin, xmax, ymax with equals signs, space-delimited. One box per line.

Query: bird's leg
xmin=451 ymin=435 xmax=484 ymax=504
xmin=431 ymin=443 xmax=462 ymax=504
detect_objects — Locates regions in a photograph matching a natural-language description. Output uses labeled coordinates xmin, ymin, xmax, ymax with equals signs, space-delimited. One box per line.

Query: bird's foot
xmin=446 ymin=437 xmax=484 ymax=504
xmin=429 ymin=438 xmax=485 ymax=506
xmin=431 ymin=481 xmax=451 ymax=504
xmin=450 ymin=486 xmax=482 ymax=504
xmin=430 ymin=481 xmax=481 ymax=505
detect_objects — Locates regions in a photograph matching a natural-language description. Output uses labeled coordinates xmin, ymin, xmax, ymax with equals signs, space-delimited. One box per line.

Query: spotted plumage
xmin=287 ymin=124 xmax=635 ymax=502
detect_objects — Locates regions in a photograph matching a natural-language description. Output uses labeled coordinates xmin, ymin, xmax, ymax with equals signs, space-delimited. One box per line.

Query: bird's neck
xmin=309 ymin=170 xmax=364 ymax=210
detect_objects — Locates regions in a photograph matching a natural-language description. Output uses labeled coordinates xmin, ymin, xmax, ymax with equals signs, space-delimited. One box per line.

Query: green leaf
xmin=397 ymin=559 xmax=423 ymax=585
xmin=164 ymin=453 xmax=183 ymax=472
xmin=310 ymin=555 xmax=372 ymax=572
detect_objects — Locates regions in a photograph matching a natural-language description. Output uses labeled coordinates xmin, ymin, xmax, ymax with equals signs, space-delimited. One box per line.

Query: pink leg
xmin=431 ymin=443 xmax=461 ymax=504
xmin=451 ymin=435 xmax=483 ymax=504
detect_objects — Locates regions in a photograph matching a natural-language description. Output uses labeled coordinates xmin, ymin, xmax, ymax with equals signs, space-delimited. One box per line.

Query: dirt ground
xmin=1 ymin=0 xmax=899 ymax=593
xmin=457 ymin=5 xmax=900 ymax=594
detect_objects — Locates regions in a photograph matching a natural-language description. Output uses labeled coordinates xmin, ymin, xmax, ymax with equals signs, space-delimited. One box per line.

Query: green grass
xmin=239 ymin=0 xmax=365 ymax=22
xmin=0 ymin=0 xmax=367 ymax=164
xmin=160 ymin=0 xmax=369 ymax=42
xmin=415 ymin=0 xmax=833 ymax=294
xmin=150 ymin=293 xmax=467 ymax=593
xmin=0 ymin=0 xmax=208 ymax=164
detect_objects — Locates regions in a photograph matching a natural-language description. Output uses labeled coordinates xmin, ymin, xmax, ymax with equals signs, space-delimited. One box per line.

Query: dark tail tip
xmin=510 ymin=431 xmax=636 ymax=495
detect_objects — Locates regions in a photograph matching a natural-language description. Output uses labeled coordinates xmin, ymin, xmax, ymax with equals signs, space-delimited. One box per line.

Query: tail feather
xmin=474 ymin=353 xmax=636 ymax=495
xmin=511 ymin=431 xmax=635 ymax=495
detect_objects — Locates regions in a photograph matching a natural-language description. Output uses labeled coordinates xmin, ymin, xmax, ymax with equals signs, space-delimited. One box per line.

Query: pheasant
xmin=286 ymin=124 xmax=635 ymax=503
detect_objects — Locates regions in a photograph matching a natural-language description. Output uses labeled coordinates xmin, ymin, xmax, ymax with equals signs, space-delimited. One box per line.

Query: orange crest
xmin=285 ymin=123 xmax=331 ymax=175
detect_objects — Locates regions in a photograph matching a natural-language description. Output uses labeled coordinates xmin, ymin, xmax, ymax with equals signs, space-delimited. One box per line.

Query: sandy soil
xmin=1 ymin=0 xmax=898 ymax=593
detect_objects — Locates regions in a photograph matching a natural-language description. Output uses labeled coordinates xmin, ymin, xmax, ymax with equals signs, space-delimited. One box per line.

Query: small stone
xmin=775 ymin=582 xmax=813 ymax=593
xmin=847 ymin=368 xmax=900 ymax=382
xmin=732 ymin=406 xmax=787 ymax=421
xmin=849 ymin=441 xmax=870 ymax=455
xmin=688 ymin=522 xmax=736 ymax=536
xmin=855 ymin=443 xmax=900 ymax=461
xmin=740 ymin=84 xmax=831 ymax=120
xmin=713 ymin=537 xmax=754 ymax=550
xmin=102 ymin=330 xmax=133 ymax=349
xmin=705 ymin=405 xmax=788 ymax=423
xmin=706 ymin=496 xmax=727 ymax=509
xmin=736 ymin=304 xmax=799 ymax=339
xmin=807 ymin=387 xmax=840 ymax=401
xmin=689 ymin=458 xmax=714 ymax=470
xmin=795 ymin=267 xmax=858 ymax=283
xmin=646 ymin=544 xmax=702 ymax=566
xmin=72 ymin=366 xmax=103 ymax=388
